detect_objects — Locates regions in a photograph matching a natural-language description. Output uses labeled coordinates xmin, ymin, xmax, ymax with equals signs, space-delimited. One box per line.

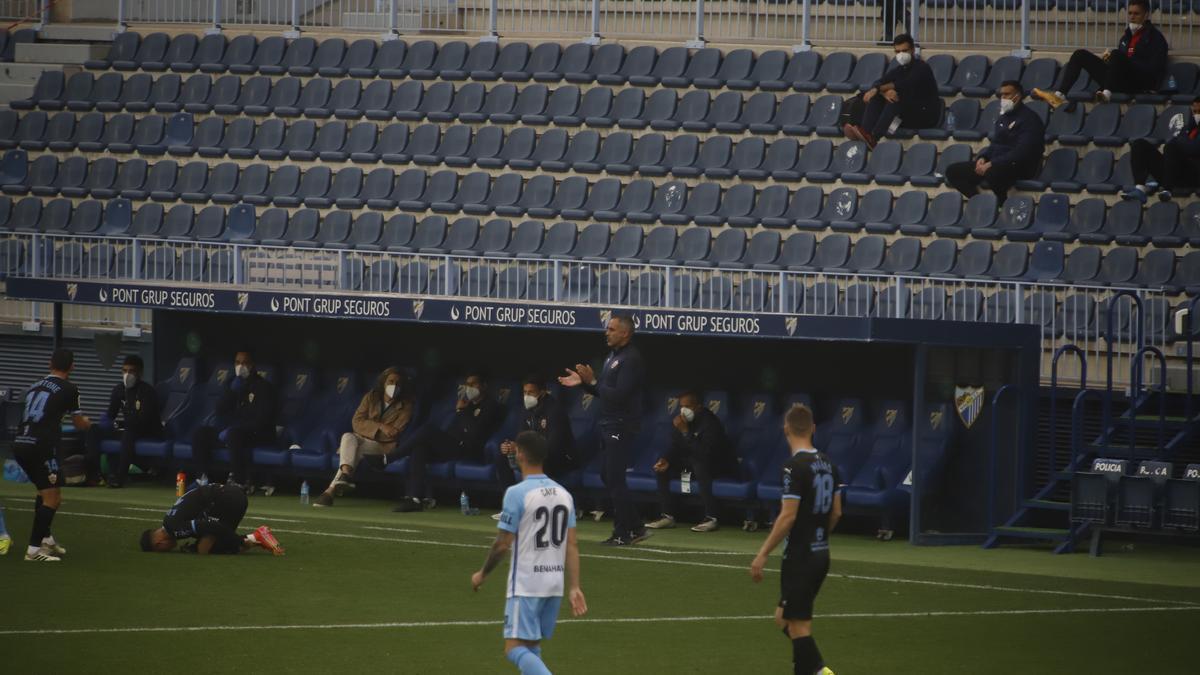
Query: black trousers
xmin=598 ymin=425 xmax=638 ymax=538
xmin=85 ymin=423 xmax=156 ymax=482
xmin=192 ymin=425 xmax=274 ymax=485
xmin=394 ymin=425 xmax=481 ymax=498
xmin=945 ymin=159 xmax=1026 ymax=200
xmin=655 ymin=455 xmax=725 ymax=520
xmin=1130 ymin=138 xmax=1199 ymax=190
xmin=1057 ymin=49 xmax=1147 ymax=95
xmin=861 ymin=97 xmax=900 ymax=140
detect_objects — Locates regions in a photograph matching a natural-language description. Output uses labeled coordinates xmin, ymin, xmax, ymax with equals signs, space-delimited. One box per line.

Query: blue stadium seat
xmin=843 ymin=402 xmax=912 ymax=522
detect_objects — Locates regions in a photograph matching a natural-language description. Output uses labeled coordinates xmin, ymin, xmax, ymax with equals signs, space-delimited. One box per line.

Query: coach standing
xmin=559 ymin=315 xmax=648 ymax=546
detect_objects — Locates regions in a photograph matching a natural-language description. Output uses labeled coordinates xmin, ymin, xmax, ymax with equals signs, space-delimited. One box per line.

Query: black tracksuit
xmin=655 ymin=407 xmax=739 ymax=521
xmin=947 ymin=102 xmax=1045 ymax=199
xmin=496 ymin=394 xmax=578 ymax=485
xmin=1057 ymin=23 xmax=1169 ymax=95
xmin=85 ymin=379 xmax=163 ymax=482
xmin=582 ymin=342 xmax=646 ymax=539
xmin=192 ymin=372 xmax=278 ymax=484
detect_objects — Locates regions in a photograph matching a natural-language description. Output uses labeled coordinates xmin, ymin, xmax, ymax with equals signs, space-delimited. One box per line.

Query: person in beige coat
xmin=313 ymin=367 xmax=413 ymax=507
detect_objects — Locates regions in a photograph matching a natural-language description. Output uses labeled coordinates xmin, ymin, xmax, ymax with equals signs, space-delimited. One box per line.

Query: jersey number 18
xmin=812 ymin=473 xmax=834 ymax=515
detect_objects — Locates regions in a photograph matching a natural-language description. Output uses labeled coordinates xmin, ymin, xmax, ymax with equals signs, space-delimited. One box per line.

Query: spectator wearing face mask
xmin=84 ymin=354 xmax=163 ymax=488
xmin=312 ymin=367 xmax=414 ymax=508
xmin=390 ymin=371 xmax=504 ymax=512
xmin=946 ymin=80 xmax=1045 ymax=200
xmin=644 ymin=390 xmax=740 ymax=533
xmin=1122 ymin=96 xmax=1200 ymax=203
xmin=1034 ymin=0 xmax=1168 ymax=108
xmin=496 ymin=374 xmax=577 ymax=488
xmin=191 ymin=349 xmax=279 ymax=492
xmin=844 ymin=34 xmax=940 ymax=148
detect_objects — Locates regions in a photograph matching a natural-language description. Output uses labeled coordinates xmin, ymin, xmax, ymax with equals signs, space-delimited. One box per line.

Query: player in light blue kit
xmin=472 ymin=431 xmax=587 ymax=675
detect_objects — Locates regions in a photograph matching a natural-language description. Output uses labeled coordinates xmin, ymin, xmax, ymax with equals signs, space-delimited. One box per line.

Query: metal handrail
xmin=987 ymin=383 xmax=1019 ymax=532
xmin=1132 ymin=345 xmax=1168 ymax=456
xmin=1103 ymin=290 xmax=1143 ymax=441
xmin=1049 ymin=344 xmax=1086 ymax=474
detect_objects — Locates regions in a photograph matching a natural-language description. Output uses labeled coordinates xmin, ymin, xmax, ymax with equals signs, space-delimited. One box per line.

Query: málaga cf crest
xmin=955 ymin=386 xmax=985 ymax=429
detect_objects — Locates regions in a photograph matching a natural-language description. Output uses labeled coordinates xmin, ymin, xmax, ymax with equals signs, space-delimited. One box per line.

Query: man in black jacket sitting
xmin=496 ymin=374 xmax=578 ymax=487
xmin=1034 ymin=0 xmax=1168 ymax=107
xmin=946 ymin=81 xmax=1045 ymax=200
xmin=191 ymin=350 xmax=279 ymax=493
xmin=644 ymin=391 xmax=740 ymax=534
xmin=1123 ymin=96 xmax=1200 ymax=203
xmin=84 ymin=354 xmax=162 ymax=487
xmin=844 ymin=34 xmax=940 ymax=148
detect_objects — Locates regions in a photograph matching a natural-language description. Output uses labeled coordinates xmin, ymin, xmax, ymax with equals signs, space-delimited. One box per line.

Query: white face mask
xmin=385 ymin=384 xmax=396 ymax=399
xmin=462 ymin=386 xmax=480 ymax=401
xmin=123 ymin=373 xmax=137 ymax=389
xmin=999 ymin=98 xmax=1016 ymax=114
xmin=680 ymin=407 xmax=695 ymax=423
xmin=523 ymin=394 xmax=539 ymax=410
xmin=1192 ymin=113 xmax=1200 ymax=125
xmin=235 ymin=364 xmax=250 ymax=379
xmin=895 ymin=51 xmax=912 ymax=66
xmin=1129 ymin=22 xmax=1142 ymax=33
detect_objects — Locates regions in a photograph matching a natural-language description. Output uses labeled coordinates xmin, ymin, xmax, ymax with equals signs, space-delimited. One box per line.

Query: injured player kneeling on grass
xmin=138 ymin=483 xmax=285 ymax=556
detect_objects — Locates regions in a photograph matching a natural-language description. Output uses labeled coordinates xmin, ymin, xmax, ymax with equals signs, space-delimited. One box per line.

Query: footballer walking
xmin=13 ymin=349 xmax=92 ymax=562
xmin=472 ymin=431 xmax=587 ymax=675
xmin=751 ymin=404 xmax=841 ymax=675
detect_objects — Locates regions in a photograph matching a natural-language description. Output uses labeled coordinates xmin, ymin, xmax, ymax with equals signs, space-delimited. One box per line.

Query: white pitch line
xmin=362 ymin=525 xmax=422 ymax=534
xmin=8 ymin=507 xmax=1200 ymax=609
xmin=1 ymin=606 xmax=1196 ymax=637
xmin=120 ymin=506 xmax=306 ymax=523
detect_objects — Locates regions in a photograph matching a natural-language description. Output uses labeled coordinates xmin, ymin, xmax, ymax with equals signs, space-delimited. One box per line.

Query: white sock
xmin=27 ymin=545 xmax=41 ymax=556
xmin=1103 ymin=89 xmax=1112 ymax=99
xmin=42 ymin=535 xmax=56 ymax=546
xmin=1055 ymin=91 xmax=1065 ymax=99
xmin=245 ymin=533 xmax=259 ymax=545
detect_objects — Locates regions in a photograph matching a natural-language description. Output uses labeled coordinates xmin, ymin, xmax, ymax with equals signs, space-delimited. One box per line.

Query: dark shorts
xmin=14 ymin=442 xmax=61 ymax=491
xmin=778 ymin=551 xmax=830 ymax=621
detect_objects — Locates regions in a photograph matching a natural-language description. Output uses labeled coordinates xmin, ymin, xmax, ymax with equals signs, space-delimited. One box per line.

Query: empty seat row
xmin=5 ymin=151 xmax=1200 ymax=249
xmin=0 ymin=28 xmax=36 ymax=63
xmin=4 ymin=196 xmax=1199 ymax=295
xmin=82 ymin=32 xmax=1200 ymax=104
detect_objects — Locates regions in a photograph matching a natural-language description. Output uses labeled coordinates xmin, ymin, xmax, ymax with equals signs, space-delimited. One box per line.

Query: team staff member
xmin=140 ymin=482 xmax=283 ymax=555
xmin=496 ymin=374 xmax=577 ymax=487
xmin=192 ymin=350 xmax=279 ymax=492
xmin=13 ymin=349 xmax=92 ymax=562
xmin=844 ymin=34 xmax=940 ymax=148
xmin=84 ymin=354 xmax=163 ymax=488
xmin=946 ymin=81 xmax=1045 ymax=200
xmin=751 ymin=404 xmax=842 ymax=675
xmin=559 ymin=315 xmax=648 ymax=546
xmin=1122 ymin=95 xmax=1200 ymax=203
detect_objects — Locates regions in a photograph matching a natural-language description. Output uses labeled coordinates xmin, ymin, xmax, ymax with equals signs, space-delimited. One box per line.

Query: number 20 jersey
xmin=781 ymin=449 xmax=841 ymax=562
xmin=497 ymin=474 xmax=577 ymax=598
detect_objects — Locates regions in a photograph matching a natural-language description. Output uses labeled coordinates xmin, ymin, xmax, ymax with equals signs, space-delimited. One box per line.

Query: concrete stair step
xmin=15 ymin=42 xmax=107 ymax=65
xmin=38 ymin=25 xmax=117 ymax=42
xmin=0 ymin=82 xmax=35 ymax=106
xmin=0 ymin=62 xmax=54 ymax=84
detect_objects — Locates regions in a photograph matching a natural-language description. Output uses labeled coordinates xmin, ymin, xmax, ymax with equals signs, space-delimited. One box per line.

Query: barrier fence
xmin=0 ymin=230 xmax=1186 ymax=390
xmin=107 ymin=0 xmax=1200 ymax=53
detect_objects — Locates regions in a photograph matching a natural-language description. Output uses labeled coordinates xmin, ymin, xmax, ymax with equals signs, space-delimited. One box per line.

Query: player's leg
xmin=0 ymin=505 xmax=11 ymax=555
xmin=502 ymin=597 xmax=556 ymax=675
xmin=317 ymin=433 xmax=362 ymax=506
xmin=15 ymin=446 xmax=63 ymax=560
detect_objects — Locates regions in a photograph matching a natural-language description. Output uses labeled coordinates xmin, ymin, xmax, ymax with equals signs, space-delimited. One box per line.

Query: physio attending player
xmin=472 ymin=431 xmax=587 ymax=675
xmin=13 ymin=349 xmax=92 ymax=562
xmin=751 ymin=404 xmax=842 ymax=675
xmin=139 ymin=482 xmax=284 ymax=555
xmin=559 ymin=314 xmax=647 ymax=546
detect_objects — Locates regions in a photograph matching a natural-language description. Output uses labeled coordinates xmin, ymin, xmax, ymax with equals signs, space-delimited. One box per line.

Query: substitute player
xmin=472 ymin=431 xmax=587 ymax=675
xmin=751 ymin=404 xmax=842 ymax=675
xmin=139 ymin=482 xmax=284 ymax=555
xmin=13 ymin=349 xmax=92 ymax=562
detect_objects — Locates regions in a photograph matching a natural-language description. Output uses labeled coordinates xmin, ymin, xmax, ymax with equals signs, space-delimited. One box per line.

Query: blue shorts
xmin=503 ymin=595 xmax=562 ymax=641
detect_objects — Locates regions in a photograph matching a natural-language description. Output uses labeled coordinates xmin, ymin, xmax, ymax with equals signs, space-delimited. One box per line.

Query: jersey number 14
xmin=534 ymin=505 xmax=569 ymax=549
xmin=23 ymin=390 xmax=50 ymax=423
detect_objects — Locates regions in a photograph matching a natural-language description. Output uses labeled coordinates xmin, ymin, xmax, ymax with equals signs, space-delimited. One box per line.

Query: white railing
xmin=0 ymin=0 xmax=44 ymax=24
xmin=0 ymin=231 xmax=1183 ymax=390
xmin=111 ymin=0 xmax=1200 ymax=52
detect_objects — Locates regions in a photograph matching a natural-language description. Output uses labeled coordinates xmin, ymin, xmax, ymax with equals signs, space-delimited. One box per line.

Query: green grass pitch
xmin=0 ymin=480 xmax=1197 ymax=674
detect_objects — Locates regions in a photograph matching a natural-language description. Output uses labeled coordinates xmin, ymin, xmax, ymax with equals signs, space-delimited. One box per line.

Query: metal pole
xmin=116 ymin=0 xmax=128 ymax=33
xmin=37 ymin=0 xmax=48 ymax=30
xmin=585 ymin=0 xmax=601 ymax=45
xmin=909 ymin=0 xmax=920 ymax=47
xmin=52 ymin=302 xmax=63 ymax=351
xmin=480 ymin=0 xmax=498 ymax=42
xmin=283 ymin=0 xmax=302 ymax=38
xmin=796 ymin=0 xmax=812 ymax=52
xmin=1013 ymin=0 xmax=1032 ymax=58
xmin=686 ymin=0 xmax=705 ymax=48
xmin=206 ymin=0 xmax=223 ymax=35
xmin=382 ymin=0 xmax=401 ymax=41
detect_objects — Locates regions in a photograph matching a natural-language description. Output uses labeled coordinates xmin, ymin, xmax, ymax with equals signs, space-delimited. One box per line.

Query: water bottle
xmin=3 ymin=458 xmax=29 ymax=483
xmin=681 ymin=470 xmax=693 ymax=494
xmin=460 ymin=490 xmax=471 ymax=515
xmin=300 ymin=480 xmax=310 ymax=505
xmin=1168 ymin=74 xmax=1178 ymax=92
xmin=197 ymin=473 xmax=209 ymax=486
xmin=175 ymin=472 xmax=186 ymax=497
xmin=946 ymin=111 xmax=956 ymax=132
